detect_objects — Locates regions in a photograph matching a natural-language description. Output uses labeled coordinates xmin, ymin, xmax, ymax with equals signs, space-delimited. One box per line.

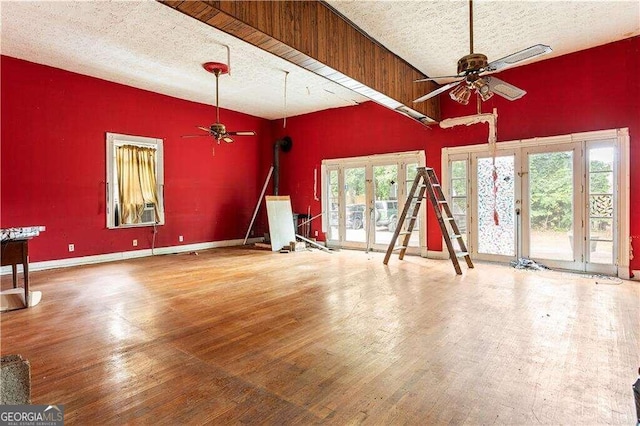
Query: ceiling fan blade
xmin=413 ymin=81 xmax=462 ymax=104
xmin=227 ymin=131 xmax=256 ymax=136
xmin=222 ymin=136 xmax=234 ymax=144
xmin=414 ymin=75 xmax=462 ymax=83
xmin=485 ymin=76 xmax=526 ymax=101
xmin=485 ymin=44 xmax=552 ymax=72
xmin=182 ymin=134 xmax=210 ymax=138
xmin=197 ymin=126 xmax=211 ymax=133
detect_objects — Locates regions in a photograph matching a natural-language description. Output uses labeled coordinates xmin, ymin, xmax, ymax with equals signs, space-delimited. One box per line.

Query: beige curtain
xmin=116 ymin=145 xmax=159 ymax=224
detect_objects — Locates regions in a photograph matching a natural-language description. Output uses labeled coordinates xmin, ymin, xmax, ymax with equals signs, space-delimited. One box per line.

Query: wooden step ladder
xmin=383 ymin=167 xmax=473 ymax=275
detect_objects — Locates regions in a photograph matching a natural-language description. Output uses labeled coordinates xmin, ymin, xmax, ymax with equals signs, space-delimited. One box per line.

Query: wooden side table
xmin=1 ymin=239 xmax=29 ymax=308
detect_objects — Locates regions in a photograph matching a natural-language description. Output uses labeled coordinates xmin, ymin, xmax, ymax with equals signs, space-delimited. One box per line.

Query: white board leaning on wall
xmin=265 ymin=196 xmax=296 ymax=252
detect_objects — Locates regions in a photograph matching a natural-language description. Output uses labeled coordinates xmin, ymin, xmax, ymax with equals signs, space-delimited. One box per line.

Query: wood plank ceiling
xmin=159 ymin=0 xmax=441 ymax=123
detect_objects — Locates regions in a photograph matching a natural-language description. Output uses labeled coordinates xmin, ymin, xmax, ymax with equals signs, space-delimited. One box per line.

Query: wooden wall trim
xmin=159 ymin=0 xmax=440 ymax=123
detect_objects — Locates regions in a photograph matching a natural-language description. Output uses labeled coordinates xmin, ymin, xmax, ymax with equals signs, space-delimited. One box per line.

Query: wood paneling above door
xmin=160 ymin=0 xmax=440 ymax=122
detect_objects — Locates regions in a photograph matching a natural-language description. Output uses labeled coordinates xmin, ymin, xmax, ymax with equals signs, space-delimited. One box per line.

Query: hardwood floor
xmin=1 ymin=247 xmax=638 ymax=424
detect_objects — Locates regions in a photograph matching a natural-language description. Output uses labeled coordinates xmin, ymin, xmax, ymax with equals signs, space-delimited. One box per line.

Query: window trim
xmin=106 ymin=132 xmax=165 ymax=229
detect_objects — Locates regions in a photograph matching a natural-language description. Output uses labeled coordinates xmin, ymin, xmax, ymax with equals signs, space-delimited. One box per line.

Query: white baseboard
xmin=1 ymin=238 xmax=263 ymax=275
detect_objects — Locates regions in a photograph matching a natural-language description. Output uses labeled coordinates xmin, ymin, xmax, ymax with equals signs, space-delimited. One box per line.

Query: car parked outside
xmin=346 ymin=204 xmax=365 ymax=229
xmin=375 ymin=200 xmax=398 ymax=232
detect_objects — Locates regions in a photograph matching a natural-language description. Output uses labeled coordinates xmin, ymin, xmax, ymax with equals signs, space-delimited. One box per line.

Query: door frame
xmin=520 ymin=143 xmax=583 ymax=271
xmin=442 ymin=128 xmax=630 ymax=277
xmin=321 ymin=150 xmax=427 ymax=254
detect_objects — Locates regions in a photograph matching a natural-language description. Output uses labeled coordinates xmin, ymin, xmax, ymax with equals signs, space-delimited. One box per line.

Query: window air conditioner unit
xmin=140 ymin=203 xmax=156 ymax=224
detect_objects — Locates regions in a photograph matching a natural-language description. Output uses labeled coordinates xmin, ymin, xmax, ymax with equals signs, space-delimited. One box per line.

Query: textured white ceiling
xmin=0 ymin=0 xmax=367 ymax=120
xmin=2 ymin=1 xmax=638 ymax=120
xmin=327 ymin=0 xmax=640 ymax=84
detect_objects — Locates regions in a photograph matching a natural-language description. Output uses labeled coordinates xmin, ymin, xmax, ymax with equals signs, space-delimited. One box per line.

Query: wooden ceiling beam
xmin=159 ymin=0 xmax=440 ymax=123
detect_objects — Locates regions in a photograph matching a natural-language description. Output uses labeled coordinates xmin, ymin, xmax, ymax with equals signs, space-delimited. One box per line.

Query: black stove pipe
xmin=273 ymin=136 xmax=292 ymax=195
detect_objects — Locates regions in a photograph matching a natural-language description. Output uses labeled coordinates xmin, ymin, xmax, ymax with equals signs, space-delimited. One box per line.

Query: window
xmin=106 ymin=133 xmax=164 ymax=228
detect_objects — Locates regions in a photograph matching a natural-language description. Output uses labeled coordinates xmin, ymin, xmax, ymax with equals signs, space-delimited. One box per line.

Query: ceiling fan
xmin=413 ymin=0 xmax=552 ymax=106
xmin=183 ymin=62 xmax=256 ymax=144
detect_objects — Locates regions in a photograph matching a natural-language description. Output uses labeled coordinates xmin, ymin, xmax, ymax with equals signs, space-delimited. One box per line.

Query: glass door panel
xmin=405 ymin=163 xmax=421 ymax=247
xmin=528 ymin=151 xmax=574 ymax=261
xmin=450 ymin=160 xmax=468 ymax=252
xmin=327 ymin=169 xmax=340 ymax=242
xmin=587 ymin=146 xmax=615 ymax=265
xmin=344 ymin=167 xmax=366 ymax=244
xmin=373 ymin=164 xmax=398 ymax=246
xmin=476 ymin=155 xmax=516 ymax=258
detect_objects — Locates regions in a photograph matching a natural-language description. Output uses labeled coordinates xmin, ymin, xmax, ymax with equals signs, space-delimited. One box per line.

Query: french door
xmin=472 ymin=150 xmax=519 ymax=262
xmin=322 ymin=151 xmax=426 ymax=253
xmin=521 ymin=144 xmax=582 ymax=270
xmin=444 ymin=131 xmax=628 ymax=275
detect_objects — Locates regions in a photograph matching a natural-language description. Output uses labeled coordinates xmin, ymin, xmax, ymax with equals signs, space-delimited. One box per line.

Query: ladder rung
xmin=386 ymin=166 xmax=473 ymax=274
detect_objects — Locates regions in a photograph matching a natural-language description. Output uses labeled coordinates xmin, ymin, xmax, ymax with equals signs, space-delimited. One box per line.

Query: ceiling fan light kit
xmin=449 ymin=84 xmax=471 ymax=105
xmin=413 ymin=0 xmax=551 ymax=108
xmin=473 ymin=78 xmax=493 ymax=101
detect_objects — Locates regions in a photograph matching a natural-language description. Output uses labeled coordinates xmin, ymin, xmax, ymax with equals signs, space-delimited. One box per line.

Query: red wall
xmin=266 ymin=101 xmax=431 ymax=234
xmin=2 ymin=36 xmax=638 ymax=271
xmin=271 ymin=36 xmax=640 ymax=270
xmin=1 ymin=56 xmax=271 ymax=261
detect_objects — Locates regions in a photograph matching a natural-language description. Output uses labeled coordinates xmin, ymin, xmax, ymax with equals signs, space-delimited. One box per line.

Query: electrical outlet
xmin=133 ymin=239 xmax=138 ymax=247
xmin=68 ymin=244 xmax=75 ymax=252
xmin=314 ymin=230 xmax=319 ymax=237
xmin=179 ymin=235 xmax=184 ymax=242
